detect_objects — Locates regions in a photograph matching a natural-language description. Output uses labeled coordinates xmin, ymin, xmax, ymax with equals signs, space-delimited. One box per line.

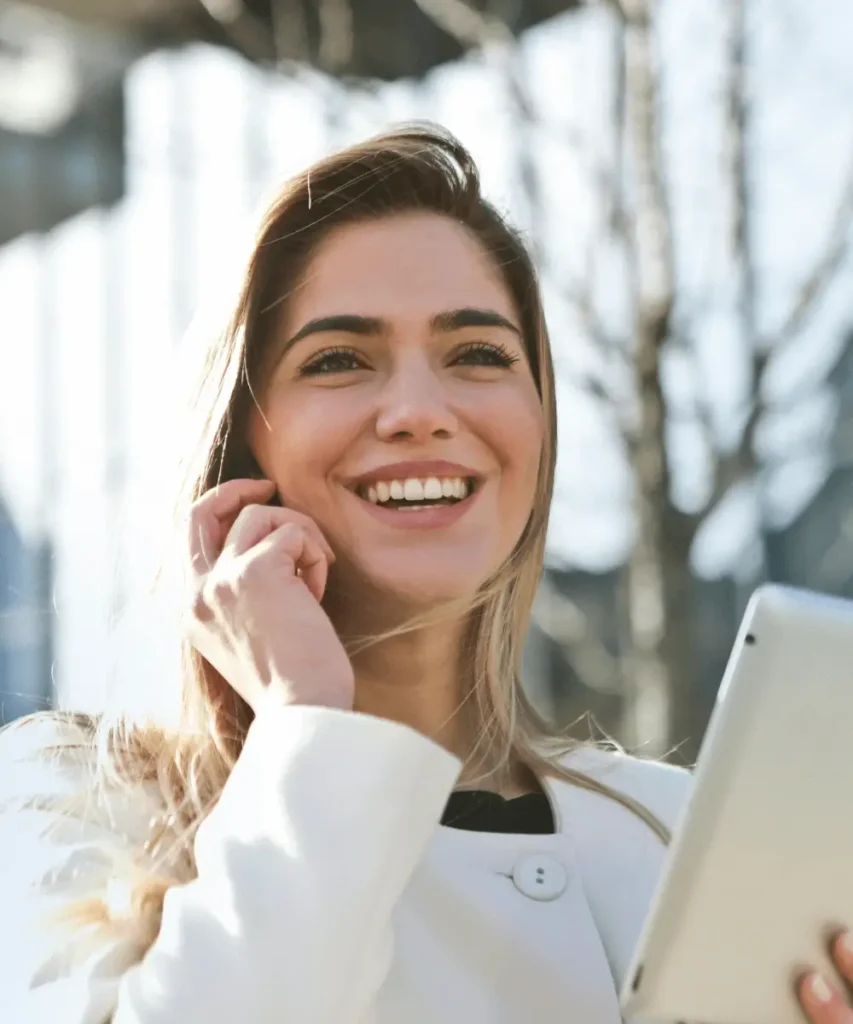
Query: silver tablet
xmin=619 ymin=584 xmax=853 ymax=1024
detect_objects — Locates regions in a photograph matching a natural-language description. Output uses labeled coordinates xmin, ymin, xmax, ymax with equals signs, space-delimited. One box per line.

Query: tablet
xmin=619 ymin=584 xmax=853 ymax=1024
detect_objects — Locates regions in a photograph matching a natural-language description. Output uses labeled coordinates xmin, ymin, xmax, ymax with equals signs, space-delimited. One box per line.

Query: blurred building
xmin=2 ymin=0 xmax=853 ymax=750
xmin=0 ymin=497 xmax=53 ymax=721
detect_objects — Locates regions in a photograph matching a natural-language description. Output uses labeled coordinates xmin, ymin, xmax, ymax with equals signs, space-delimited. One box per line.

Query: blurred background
xmin=2 ymin=0 xmax=853 ymax=763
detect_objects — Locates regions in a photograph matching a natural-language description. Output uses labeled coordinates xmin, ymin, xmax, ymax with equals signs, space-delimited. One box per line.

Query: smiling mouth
xmin=355 ymin=475 xmax=477 ymax=510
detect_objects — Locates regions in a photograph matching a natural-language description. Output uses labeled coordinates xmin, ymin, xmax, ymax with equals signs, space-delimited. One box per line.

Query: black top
xmin=441 ymin=790 xmax=555 ymax=834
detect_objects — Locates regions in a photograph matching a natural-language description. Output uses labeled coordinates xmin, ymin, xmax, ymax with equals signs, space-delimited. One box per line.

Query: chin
xmin=381 ymin=576 xmax=481 ymax=609
xmin=352 ymin=556 xmax=491 ymax=612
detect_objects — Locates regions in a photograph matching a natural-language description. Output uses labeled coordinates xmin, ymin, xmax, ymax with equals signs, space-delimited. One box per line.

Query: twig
xmin=699 ymin=0 xmax=761 ymax=523
xmin=701 ymin=350 xmax=769 ymax=517
xmin=562 ymin=278 xmax=623 ymax=353
xmin=532 ymin=576 xmax=623 ymax=695
xmin=622 ymin=0 xmax=674 ymax=318
xmin=774 ymin=150 xmax=853 ymax=347
xmin=197 ymin=0 xmax=274 ymax=61
xmin=270 ymin=0 xmax=309 ymax=65
xmin=410 ymin=0 xmax=510 ymax=49
xmin=317 ymin=0 xmax=354 ymax=71
xmin=592 ymin=0 xmax=628 ymax=22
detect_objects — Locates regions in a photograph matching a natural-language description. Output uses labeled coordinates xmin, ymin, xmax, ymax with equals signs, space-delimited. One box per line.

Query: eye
xmin=299 ymin=347 xmax=367 ymax=376
xmin=451 ymin=341 xmax=521 ymax=368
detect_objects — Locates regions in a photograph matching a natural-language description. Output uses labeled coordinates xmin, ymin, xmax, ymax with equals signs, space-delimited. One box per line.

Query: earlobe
xmin=241 ymin=450 xmax=283 ymax=507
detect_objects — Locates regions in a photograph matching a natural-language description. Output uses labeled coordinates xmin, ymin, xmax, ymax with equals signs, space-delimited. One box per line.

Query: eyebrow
xmin=431 ymin=308 xmax=522 ymax=336
xmin=282 ymin=306 xmax=522 ymax=352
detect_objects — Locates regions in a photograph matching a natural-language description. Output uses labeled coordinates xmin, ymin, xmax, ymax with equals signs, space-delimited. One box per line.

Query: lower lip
xmin=352 ymin=487 xmax=480 ymax=529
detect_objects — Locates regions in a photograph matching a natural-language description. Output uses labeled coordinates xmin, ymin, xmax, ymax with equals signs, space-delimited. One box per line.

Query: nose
xmin=374 ymin=360 xmax=459 ymax=443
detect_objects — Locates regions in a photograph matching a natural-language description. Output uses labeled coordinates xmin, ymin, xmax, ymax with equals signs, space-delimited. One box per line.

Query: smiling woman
xmin=0 ymin=123 xmax=694 ymax=1024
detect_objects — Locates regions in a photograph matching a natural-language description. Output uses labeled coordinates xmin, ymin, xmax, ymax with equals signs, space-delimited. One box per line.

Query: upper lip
xmin=347 ymin=460 xmax=482 ymax=489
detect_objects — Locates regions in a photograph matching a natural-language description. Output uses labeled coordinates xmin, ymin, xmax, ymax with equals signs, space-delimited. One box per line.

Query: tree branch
xmin=560 ymin=276 xmax=625 ymax=355
xmin=774 ymin=148 xmax=853 ymax=347
xmin=622 ymin=0 xmax=675 ymax=323
xmin=698 ymin=0 xmax=761 ymax=523
xmin=593 ymin=0 xmax=628 ymax=23
xmin=410 ymin=0 xmax=511 ymax=49
xmin=617 ymin=0 xmax=679 ymax=754
xmin=532 ymin=575 xmax=623 ymax=695
xmin=726 ymin=0 xmax=751 ymax=284
xmin=317 ymin=0 xmax=354 ymax=71
xmin=198 ymin=0 xmax=275 ymax=61
xmin=701 ymin=349 xmax=769 ymax=518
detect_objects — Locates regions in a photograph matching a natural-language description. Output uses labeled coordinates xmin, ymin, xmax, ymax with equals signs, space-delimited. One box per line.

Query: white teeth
xmin=403 ymin=479 xmax=424 ymax=501
xmin=423 ymin=477 xmax=443 ymax=500
xmin=361 ymin=476 xmax=473 ymax=506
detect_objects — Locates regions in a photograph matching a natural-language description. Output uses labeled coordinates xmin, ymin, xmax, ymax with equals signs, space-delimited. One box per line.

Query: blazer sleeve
xmin=0 ymin=706 xmax=461 ymax=1024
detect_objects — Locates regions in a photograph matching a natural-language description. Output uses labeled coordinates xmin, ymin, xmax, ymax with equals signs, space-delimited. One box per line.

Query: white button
xmin=511 ymin=854 xmax=568 ymax=901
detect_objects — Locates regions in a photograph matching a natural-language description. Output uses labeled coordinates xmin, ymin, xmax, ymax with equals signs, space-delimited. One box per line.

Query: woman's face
xmin=248 ymin=212 xmax=544 ymax=607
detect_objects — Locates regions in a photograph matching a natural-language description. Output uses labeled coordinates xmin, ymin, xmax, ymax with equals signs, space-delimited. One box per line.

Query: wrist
xmin=254 ymin=679 xmax=354 ymax=717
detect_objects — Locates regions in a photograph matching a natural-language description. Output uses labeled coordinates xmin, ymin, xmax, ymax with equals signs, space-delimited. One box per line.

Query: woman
xmin=0 ymin=124 xmax=848 ymax=1024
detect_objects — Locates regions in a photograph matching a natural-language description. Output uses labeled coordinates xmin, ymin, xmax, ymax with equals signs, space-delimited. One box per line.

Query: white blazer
xmin=0 ymin=706 xmax=692 ymax=1023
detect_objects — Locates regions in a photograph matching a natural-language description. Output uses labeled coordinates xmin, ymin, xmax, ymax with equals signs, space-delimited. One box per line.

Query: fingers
xmin=253 ymin=523 xmax=330 ymax=601
xmin=834 ymin=933 xmax=853 ymax=986
xmin=224 ymin=505 xmax=335 ymax=565
xmin=188 ymin=479 xmax=335 ymax=604
xmin=188 ymin=478 xmax=276 ymax=577
xmin=798 ymin=934 xmax=853 ymax=1024
xmin=798 ymin=972 xmax=853 ymax=1023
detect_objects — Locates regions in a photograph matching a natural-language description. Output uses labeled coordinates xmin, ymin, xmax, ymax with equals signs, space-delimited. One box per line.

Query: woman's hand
xmin=798 ymin=932 xmax=853 ymax=1023
xmin=185 ymin=477 xmax=355 ymax=716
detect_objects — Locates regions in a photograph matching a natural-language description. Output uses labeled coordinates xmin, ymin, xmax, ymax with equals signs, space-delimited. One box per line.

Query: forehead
xmin=284 ymin=212 xmax=516 ymax=330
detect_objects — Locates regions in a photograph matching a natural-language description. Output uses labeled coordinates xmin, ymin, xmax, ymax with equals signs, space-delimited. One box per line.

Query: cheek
xmin=248 ymin=395 xmax=351 ymax=500
xmin=488 ymin=388 xmax=544 ymax=486
xmin=476 ymin=390 xmax=544 ymax=543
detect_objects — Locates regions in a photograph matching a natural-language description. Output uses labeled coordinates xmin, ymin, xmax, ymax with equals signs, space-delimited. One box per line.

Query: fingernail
xmin=809 ymin=973 xmax=835 ymax=1005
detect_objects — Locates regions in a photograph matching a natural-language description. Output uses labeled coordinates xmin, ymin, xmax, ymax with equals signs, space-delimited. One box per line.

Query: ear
xmin=249 ymin=461 xmax=283 ymax=508
xmin=232 ymin=448 xmax=284 ymax=507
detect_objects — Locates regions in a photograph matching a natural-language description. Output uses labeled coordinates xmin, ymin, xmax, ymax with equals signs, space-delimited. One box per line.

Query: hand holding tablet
xmin=620 ymin=585 xmax=853 ymax=1024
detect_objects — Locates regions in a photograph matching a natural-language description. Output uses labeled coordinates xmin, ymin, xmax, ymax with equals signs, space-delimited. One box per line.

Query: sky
xmin=2 ymin=0 xmax=853 ymax=709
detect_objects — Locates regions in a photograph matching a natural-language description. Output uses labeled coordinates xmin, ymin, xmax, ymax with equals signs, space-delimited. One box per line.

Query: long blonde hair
xmin=4 ymin=123 xmax=669 ymax=958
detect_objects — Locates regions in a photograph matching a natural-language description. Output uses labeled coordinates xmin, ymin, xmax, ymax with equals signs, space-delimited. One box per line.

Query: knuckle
xmin=276 ymin=507 xmax=316 ymax=533
xmin=237 ymin=544 xmax=288 ymax=584
xmin=187 ymin=583 xmax=214 ymax=626
xmin=209 ymin=573 xmax=238 ymax=605
xmin=236 ymin=553 xmax=266 ymax=582
xmin=273 ymin=524 xmax=312 ymax=557
xmin=190 ymin=487 xmax=218 ymax=516
xmin=273 ymin=521 xmax=303 ymax=541
xmin=232 ymin=503 xmax=263 ymax=528
xmin=191 ymin=571 xmax=239 ymax=616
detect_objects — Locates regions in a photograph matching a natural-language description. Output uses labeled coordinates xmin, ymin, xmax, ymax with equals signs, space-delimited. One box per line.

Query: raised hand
xmin=185 ymin=478 xmax=354 ymax=717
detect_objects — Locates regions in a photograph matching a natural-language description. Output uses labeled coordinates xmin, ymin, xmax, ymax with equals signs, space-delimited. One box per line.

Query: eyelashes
xmin=298 ymin=341 xmax=521 ymax=377
xmin=299 ymin=347 xmax=365 ymax=376
xmin=451 ymin=341 xmax=520 ymax=368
